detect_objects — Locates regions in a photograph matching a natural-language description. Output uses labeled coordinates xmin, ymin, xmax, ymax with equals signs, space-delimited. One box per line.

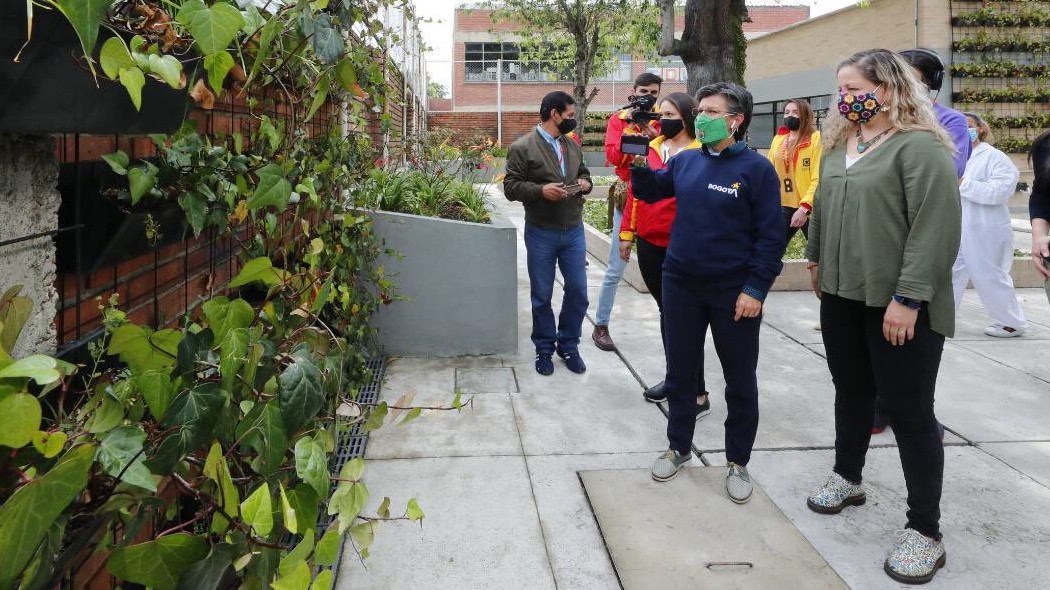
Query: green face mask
xmin=695 ymin=114 xmax=735 ymax=144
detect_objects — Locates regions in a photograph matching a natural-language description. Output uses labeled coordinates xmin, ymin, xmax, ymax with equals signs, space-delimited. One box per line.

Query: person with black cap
xmin=899 ymin=48 xmax=973 ymax=177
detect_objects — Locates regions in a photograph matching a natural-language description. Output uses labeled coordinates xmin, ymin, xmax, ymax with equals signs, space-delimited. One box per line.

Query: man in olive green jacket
xmin=504 ymin=91 xmax=592 ymax=376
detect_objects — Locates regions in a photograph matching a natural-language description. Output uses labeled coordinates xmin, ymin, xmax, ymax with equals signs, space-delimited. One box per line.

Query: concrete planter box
xmin=368 ymin=208 xmax=518 ymax=357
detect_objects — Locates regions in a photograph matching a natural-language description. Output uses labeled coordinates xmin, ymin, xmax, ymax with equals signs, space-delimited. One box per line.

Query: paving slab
xmin=365 ymin=394 xmax=522 ymax=460
xmin=950 ymin=339 xmax=1050 ymax=384
xmin=381 ymin=357 xmax=457 ymax=399
xmin=959 ymin=288 xmax=1050 ymax=329
xmin=978 ymin=442 xmax=1050 ymax=488
xmin=703 ymin=447 xmax=1050 ymax=590
xmin=580 ymin=467 xmax=848 ymax=590
xmin=456 ymin=367 xmax=519 ymax=394
xmin=525 ymin=453 xmax=655 ymax=590
xmin=337 ymin=456 xmax=556 ymax=590
xmin=512 ymin=390 xmax=668 ymax=456
xmin=762 ymin=291 xmax=826 ymax=345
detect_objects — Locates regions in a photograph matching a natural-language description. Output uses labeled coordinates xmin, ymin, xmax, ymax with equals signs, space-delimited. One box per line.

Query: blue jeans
xmin=595 ymin=207 xmax=626 ymax=326
xmin=524 ymin=222 xmax=589 ymax=355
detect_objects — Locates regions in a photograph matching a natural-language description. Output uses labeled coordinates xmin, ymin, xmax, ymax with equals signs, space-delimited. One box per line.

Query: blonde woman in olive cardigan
xmin=804 ymin=49 xmax=961 ymax=585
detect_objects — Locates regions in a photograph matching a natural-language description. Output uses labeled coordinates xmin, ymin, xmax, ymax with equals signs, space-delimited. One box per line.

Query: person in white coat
xmin=952 ymin=113 xmax=1027 ymax=336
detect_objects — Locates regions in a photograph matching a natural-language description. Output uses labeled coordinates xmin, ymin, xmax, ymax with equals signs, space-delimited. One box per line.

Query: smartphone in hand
xmin=562 ymin=183 xmax=583 ymax=197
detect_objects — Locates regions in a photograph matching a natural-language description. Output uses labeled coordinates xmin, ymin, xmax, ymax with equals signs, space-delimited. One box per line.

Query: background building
xmin=429 ymin=4 xmax=811 ymax=145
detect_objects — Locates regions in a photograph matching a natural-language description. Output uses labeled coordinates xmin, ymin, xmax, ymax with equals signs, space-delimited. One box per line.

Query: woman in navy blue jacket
xmin=631 ymin=82 xmax=785 ymax=503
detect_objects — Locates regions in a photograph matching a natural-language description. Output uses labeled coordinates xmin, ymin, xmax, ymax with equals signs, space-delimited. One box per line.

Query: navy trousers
xmin=663 ymin=268 xmax=761 ymax=464
xmin=524 ymin=222 xmax=589 ymax=355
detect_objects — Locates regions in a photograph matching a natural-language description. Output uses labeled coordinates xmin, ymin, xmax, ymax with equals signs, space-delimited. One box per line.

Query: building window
xmin=594 ymin=53 xmax=632 ymax=82
xmin=465 ymin=42 xmax=571 ymax=82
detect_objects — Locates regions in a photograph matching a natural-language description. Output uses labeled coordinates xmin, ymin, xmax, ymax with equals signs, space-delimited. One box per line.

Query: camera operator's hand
xmin=542 ymin=183 xmax=568 ymax=201
xmin=642 ymin=123 xmax=660 ymax=140
xmin=578 ymin=178 xmax=592 ymax=193
xmin=619 ymin=240 xmax=633 ymax=262
xmin=632 ymin=155 xmax=647 ymax=167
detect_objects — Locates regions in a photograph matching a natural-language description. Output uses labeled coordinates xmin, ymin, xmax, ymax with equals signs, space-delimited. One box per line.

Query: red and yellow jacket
xmin=619 ymin=136 xmax=701 ymax=247
xmin=767 ymin=128 xmax=822 ymax=211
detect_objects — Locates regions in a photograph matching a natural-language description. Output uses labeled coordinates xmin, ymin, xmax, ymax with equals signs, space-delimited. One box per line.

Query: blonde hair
xmin=962 ymin=111 xmax=995 ymax=145
xmin=823 ymin=49 xmax=955 ymax=152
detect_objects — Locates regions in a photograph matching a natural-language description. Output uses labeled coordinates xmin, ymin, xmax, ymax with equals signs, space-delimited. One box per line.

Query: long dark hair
xmin=785 ymin=98 xmax=816 ymax=139
xmin=660 ymin=92 xmax=699 ymax=139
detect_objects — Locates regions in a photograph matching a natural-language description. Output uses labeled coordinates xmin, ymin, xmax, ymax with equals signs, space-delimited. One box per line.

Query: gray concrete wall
xmin=0 ymin=135 xmax=59 ymax=356
xmin=369 ymin=207 xmax=518 ymax=357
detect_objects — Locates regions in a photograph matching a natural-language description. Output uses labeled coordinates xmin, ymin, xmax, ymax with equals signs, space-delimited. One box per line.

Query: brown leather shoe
xmin=592 ymin=325 xmax=616 ymax=351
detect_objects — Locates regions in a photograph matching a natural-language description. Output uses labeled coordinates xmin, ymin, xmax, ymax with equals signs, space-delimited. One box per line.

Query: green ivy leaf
xmin=119 ymin=66 xmax=146 ymax=110
xmin=178 ymin=191 xmax=208 ymax=235
xmin=0 ymin=390 xmax=42 ymax=448
xmin=107 ymin=534 xmax=209 ymax=590
xmin=136 ymin=369 xmax=176 ymax=419
xmin=97 ymin=426 xmax=157 ymax=491
xmin=314 ymin=527 xmax=340 ymax=567
xmin=278 ymin=356 xmax=323 ymax=435
xmin=49 ymin=0 xmax=111 ymax=75
xmin=108 ymin=324 xmax=181 ymax=373
xmin=240 ymin=483 xmax=274 ymax=537
xmin=230 ymin=257 xmax=284 ymax=288
xmin=293 ymin=437 xmax=329 ymax=499
xmin=128 ymin=163 xmax=157 ymax=205
xmin=102 ymin=150 xmax=130 ymax=175
xmin=203 ymin=441 xmax=240 ymax=530
xmin=270 ymin=559 xmax=311 ymax=590
xmin=176 ymin=0 xmax=246 ymax=56
xmin=306 ymin=75 xmax=330 ymax=122
xmin=0 ymin=286 xmax=32 ymax=354
xmin=241 ymin=4 xmax=265 ymax=35
xmin=0 ymin=445 xmax=94 ymax=588
xmin=174 ymin=543 xmax=236 ymax=590
xmin=331 ymin=481 xmax=368 ymax=535
xmin=202 ymin=297 xmax=254 ymax=344
xmin=350 ymin=521 xmax=375 ymax=553
xmin=278 ymin=534 xmax=313 ymax=576
xmin=305 ymin=13 xmax=343 ymax=64
xmin=147 ymin=53 xmax=184 ymax=89
xmin=406 ymin=497 xmax=425 ymax=523
xmin=236 ymin=401 xmax=288 ymax=476
xmin=400 ymin=407 xmax=422 ymax=426
xmin=84 ymin=393 xmax=124 ymax=435
xmin=311 ymin=570 xmax=334 ymax=590
xmin=247 ymin=16 xmax=280 ymax=84
xmin=377 ymin=496 xmax=391 ymax=519
xmin=286 ymin=484 xmax=319 ymax=536
xmin=147 ymin=383 xmax=226 ymax=473
xmin=279 ymin=483 xmax=298 ymax=535
xmin=219 ymin=328 xmax=249 ymax=393
xmin=31 ymin=430 xmax=67 ymax=458
xmin=339 ymin=457 xmax=365 ymax=482
xmin=248 ymin=164 xmax=292 ymax=211
xmin=0 ymin=354 xmax=63 ymax=385
xmin=204 ymin=51 xmax=235 ymax=93
xmin=335 ymin=58 xmax=358 ymax=93
xmin=100 ymin=37 xmax=134 ymax=80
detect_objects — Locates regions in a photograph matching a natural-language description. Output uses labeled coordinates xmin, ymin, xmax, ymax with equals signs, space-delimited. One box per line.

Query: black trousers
xmin=820 ymin=293 xmax=945 ymax=540
xmin=636 ymin=237 xmax=706 ymax=395
xmin=663 ymin=268 xmax=760 ymax=463
xmin=782 ymin=206 xmax=809 ymax=245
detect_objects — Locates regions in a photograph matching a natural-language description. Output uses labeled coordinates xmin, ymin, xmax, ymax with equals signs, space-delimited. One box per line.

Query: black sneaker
xmin=557 ymin=350 xmax=586 ymax=374
xmin=643 ymin=381 xmax=667 ymax=403
xmin=535 ymin=353 xmax=554 ymax=376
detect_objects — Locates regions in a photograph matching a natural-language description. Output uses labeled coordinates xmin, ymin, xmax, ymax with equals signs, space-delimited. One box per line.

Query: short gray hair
xmin=695 ymin=82 xmax=753 ymax=140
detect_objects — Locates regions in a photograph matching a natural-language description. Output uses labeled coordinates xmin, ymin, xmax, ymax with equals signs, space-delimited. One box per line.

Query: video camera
xmin=623 ymin=94 xmax=660 ymax=125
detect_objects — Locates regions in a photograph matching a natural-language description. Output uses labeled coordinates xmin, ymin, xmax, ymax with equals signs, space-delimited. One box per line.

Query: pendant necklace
xmin=855 ymin=127 xmax=891 ymax=153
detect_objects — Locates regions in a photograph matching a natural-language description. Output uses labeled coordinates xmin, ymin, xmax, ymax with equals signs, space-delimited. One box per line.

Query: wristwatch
xmin=892 ymin=295 xmax=923 ymax=310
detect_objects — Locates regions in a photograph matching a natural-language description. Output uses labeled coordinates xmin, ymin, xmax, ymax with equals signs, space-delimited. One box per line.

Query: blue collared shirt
xmin=536 ymin=124 xmax=566 ymax=175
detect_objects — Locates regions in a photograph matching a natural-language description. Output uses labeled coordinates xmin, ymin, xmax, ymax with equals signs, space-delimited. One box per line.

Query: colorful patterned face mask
xmin=837 ymin=86 xmax=883 ymax=124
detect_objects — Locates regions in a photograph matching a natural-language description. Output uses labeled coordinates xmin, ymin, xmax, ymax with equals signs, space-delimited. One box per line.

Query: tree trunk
xmin=659 ymin=0 xmax=747 ymax=95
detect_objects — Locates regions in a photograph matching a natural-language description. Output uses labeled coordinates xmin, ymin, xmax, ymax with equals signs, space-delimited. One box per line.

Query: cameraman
xmin=592 ymin=72 xmax=663 ymax=352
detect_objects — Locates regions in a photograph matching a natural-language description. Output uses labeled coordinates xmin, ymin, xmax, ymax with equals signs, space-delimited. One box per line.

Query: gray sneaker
xmin=807 ymin=472 xmax=866 ymax=514
xmin=884 ymin=529 xmax=946 ymax=584
xmin=651 ymin=449 xmax=691 ymax=482
xmin=725 ymin=462 xmax=753 ymax=504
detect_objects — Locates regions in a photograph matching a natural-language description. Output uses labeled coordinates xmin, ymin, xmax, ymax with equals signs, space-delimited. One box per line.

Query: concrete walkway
xmin=338 ymin=194 xmax=1050 ymax=590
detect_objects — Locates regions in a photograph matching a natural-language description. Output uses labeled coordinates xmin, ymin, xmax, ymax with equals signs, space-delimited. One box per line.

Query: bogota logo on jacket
xmin=708 ymin=181 xmax=741 ymax=198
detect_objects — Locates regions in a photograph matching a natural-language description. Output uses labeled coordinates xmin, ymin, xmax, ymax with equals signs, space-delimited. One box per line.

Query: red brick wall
xmin=428 ymin=111 xmax=573 ymax=147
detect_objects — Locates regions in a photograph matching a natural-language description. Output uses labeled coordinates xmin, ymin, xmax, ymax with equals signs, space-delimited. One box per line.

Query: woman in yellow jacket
xmin=768 ymin=99 xmax=822 ymax=244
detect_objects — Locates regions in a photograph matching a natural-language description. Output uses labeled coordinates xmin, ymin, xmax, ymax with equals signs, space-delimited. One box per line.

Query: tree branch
xmin=658 ymin=0 xmax=680 ymax=56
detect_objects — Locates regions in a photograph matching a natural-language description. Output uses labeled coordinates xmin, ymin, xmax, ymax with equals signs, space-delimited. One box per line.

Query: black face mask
xmin=556 ymin=116 xmax=577 ymax=135
xmin=659 ymin=118 xmax=684 ymax=139
xmin=784 ymin=115 xmax=801 ymax=131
